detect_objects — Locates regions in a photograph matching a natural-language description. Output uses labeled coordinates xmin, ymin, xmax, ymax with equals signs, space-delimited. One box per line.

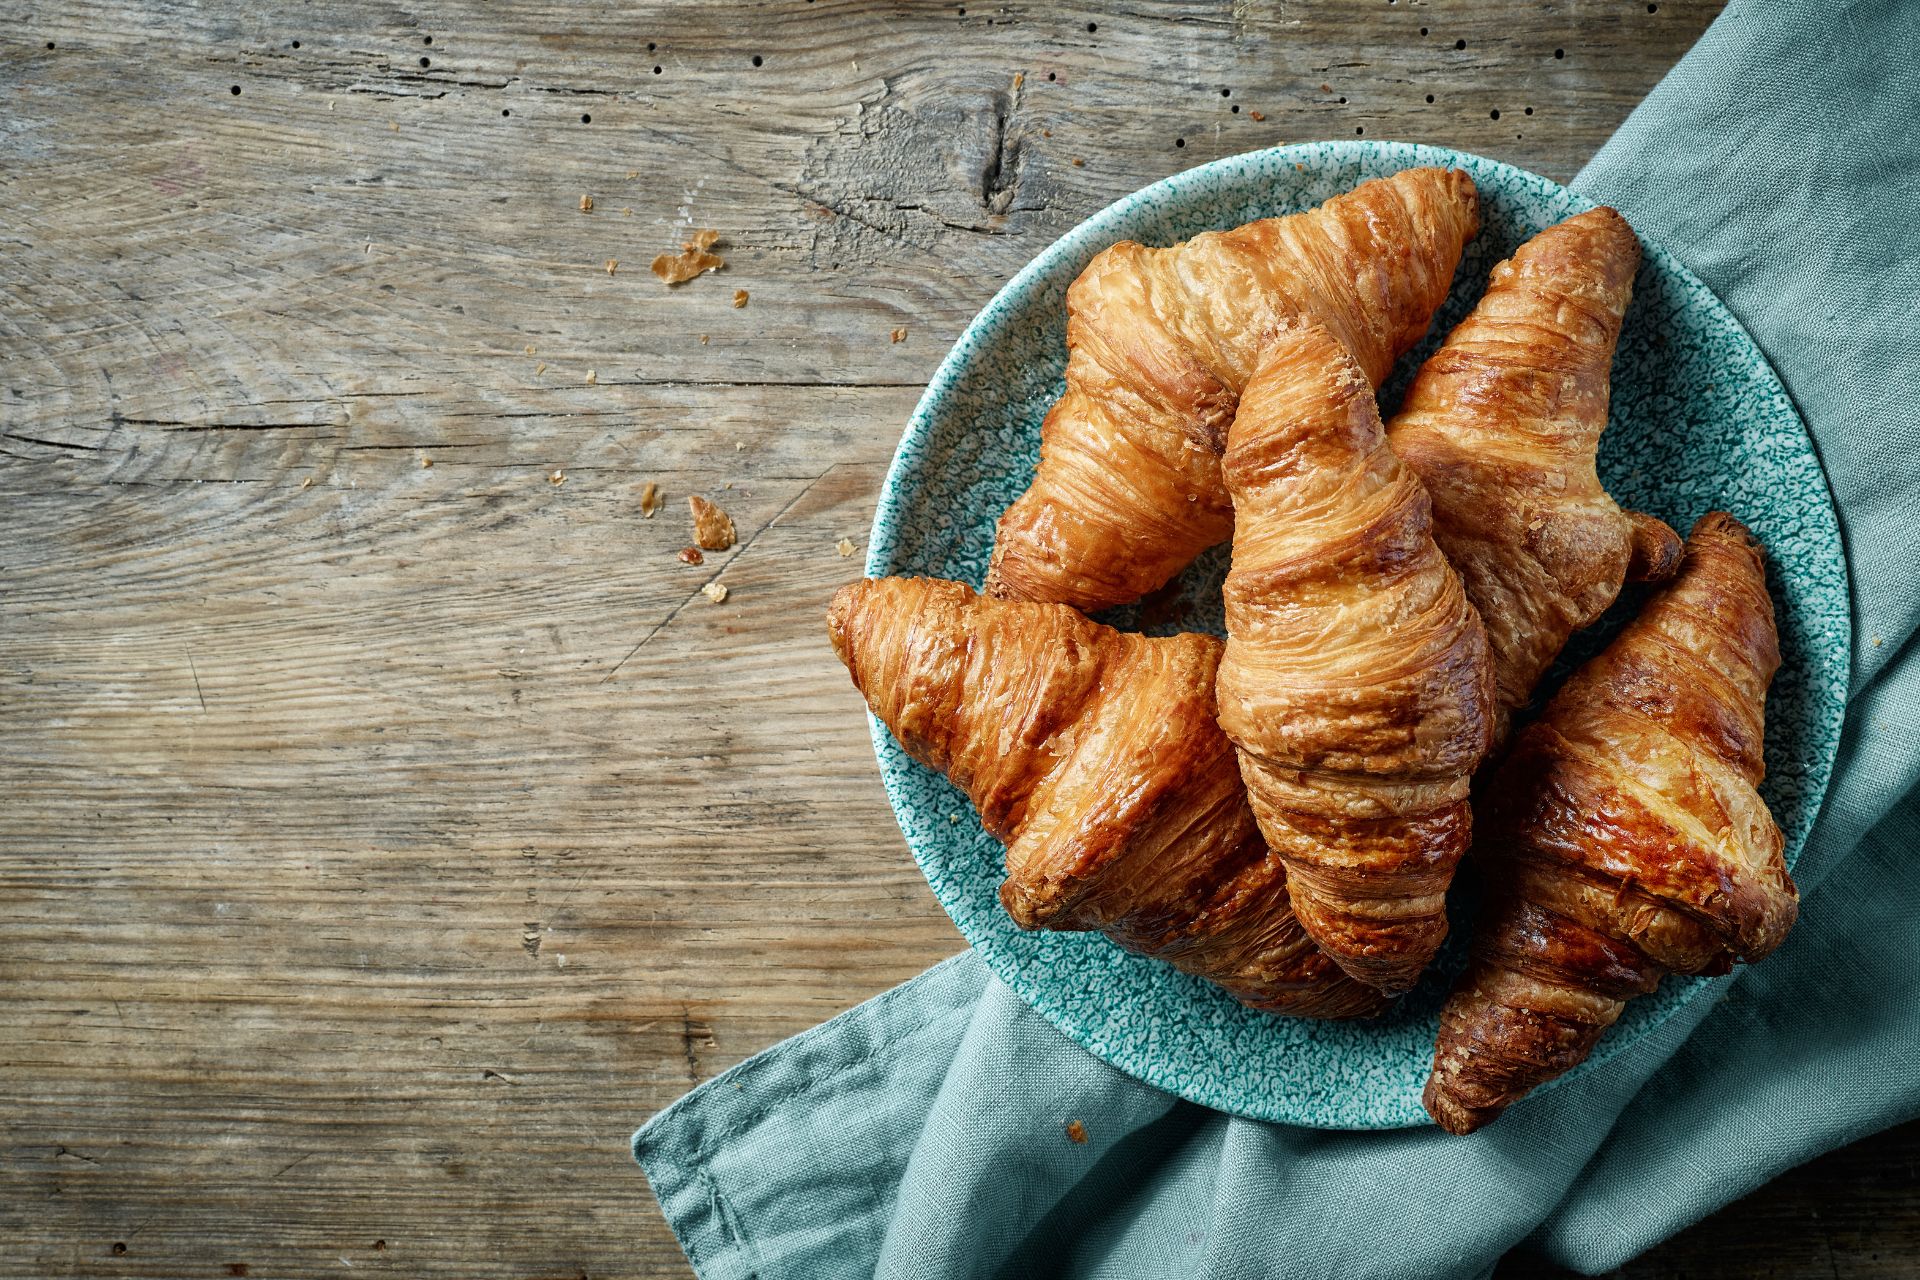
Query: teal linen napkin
xmin=635 ymin=2 xmax=1920 ymax=1274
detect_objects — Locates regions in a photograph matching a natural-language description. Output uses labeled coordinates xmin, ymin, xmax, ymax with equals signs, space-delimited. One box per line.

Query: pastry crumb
xmin=300 ymin=475 xmax=315 ymax=490
xmin=534 ymin=362 xmax=547 ymax=375
xmin=678 ymin=546 xmax=704 ymax=565
xmin=652 ymin=229 xmax=724 ymax=285
xmin=524 ymin=344 xmax=537 ymax=356
xmin=1065 ymin=1120 xmax=1088 ymax=1144
xmin=627 ymin=170 xmax=639 ymax=179
xmin=640 ymin=481 xmax=661 ymax=518
xmin=548 ymin=469 xmax=566 ymax=485
xmin=606 ymin=258 xmax=618 ymax=275
xmin=1013 ymin=72 xmax=1024 ymax=88
xmin=419 ymin=456 xmax=432 ymax=468
xmin=890 ymin=327 xmax=907 ymax=343
xmin=836 ymin=538 xmax=856 ymax=558
xmin=1249 ymin=110 xmax=1266 ymax=121
xmin=689 ymin=495 xmax=736 ymax=550
xmin=585 ymin=369 xmax=597 ymax=384
xmin=733 ymin=289 xmax=749 ymax=308
xmin=699 ymin=334 xmax=709 ymax=345
xmin=1071 ymin=157 xmax=1084 ymax=167
xmin=700 ymin=581 xmax=729 ymax=604
xmin=580 ymin=193 xmax=594 ymax=212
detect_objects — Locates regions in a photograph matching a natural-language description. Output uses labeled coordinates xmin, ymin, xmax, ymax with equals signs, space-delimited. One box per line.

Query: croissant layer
xmin=986 ymin=166 xmax=1480 ymax=612
xmin=1386 ymin=206 xmax=1682 ymax=741
xmin=1217 ymin=323 xmax=1496 ymax=996
xmin=828 ymin=576 xmax=1384 ymax=1019
xmin=1423 ymin=513 xmax=1796 ymax=1134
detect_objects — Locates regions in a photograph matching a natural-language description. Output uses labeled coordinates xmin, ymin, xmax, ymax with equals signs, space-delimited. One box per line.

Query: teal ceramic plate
xmin=863 ymin=141 xmax=1850 ymax=1129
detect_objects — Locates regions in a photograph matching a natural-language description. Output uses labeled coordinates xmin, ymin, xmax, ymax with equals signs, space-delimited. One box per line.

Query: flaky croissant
xmin=1216 ymin=322 xmax=1496 ymax=996
xmin=1424 ymin=513 xmax=1796 ymax=1134
xmin=828 ymin=576 xmax=1384 ymax=1018
xmin=1386 ymin=207 xmax=1683 ymax=741
xmin=986 ymin=167 xmax=1480 ymax=613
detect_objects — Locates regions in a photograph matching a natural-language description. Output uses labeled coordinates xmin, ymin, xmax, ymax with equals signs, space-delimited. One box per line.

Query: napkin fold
xmin=636 ymin=1 xmax=1920 ymax=1274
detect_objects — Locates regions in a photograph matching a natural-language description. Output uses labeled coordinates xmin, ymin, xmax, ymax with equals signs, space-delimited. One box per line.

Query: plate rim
xmin=863 ymin=139 xmax=1851 ymax=1129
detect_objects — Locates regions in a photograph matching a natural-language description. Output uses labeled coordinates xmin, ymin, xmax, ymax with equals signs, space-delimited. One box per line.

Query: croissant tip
xmin=1688 ymin=509 xmax=1760 ymax=548
xmin=825 ymin=579 xmax=871 ymax=670
xmin=1625 ymin=510 xmax=1685 ymax=582
xmin=1422 ymin=1077 xmax=1495 ymax=1135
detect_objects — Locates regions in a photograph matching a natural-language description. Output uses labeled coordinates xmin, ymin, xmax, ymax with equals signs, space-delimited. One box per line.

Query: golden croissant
xmin=827 ymin=576 xmax=1385 ymax=1019
xmin=1424 ymin=513 xmax=1796 ymax=1134
xmin=1216 ymin=322 xmax=1496 ymax=996
xmin=986 ymin=167 xmax=1481 ymax=613
xmin=1386 ymin=207 xmax=1683 ymax=741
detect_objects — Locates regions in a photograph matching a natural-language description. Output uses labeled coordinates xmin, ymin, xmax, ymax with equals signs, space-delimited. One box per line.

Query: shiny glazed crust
xmin=1216 ymin=322 xmax=1496 ymax=996
xmin=828 ymin=576 xmax=1384 ymax=1019
xmin=1387 ymin=207 xmax=1684 ymax=742
xmin=1423 ymin=513 xmax=1797 ymax=1134
xmin=985 ymin=167 xmax=1480 ymax=612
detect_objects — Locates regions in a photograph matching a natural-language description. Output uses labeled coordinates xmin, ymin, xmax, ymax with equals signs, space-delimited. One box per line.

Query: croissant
xmin=1386 ymin=207 xmax=1683 ymax=741
xmin=1423 ymin=513 xmax=1796 ymax=1134
xmin=828 ymin=576 xmax=1385 ymax=1018
xmin=985 ymin=167 xmax=1480 ymax=613
xmin=1216 ymin=322 xmax=1496 ymax=995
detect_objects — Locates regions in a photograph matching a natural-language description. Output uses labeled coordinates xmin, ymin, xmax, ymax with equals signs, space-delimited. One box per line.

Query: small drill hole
xmin=751 ymin=54 xmax=762 ymax=66
xmin=231 ymin=84 xmax=241 ymax=95
xmin=111 ymin=1245 xmax=127 ymax=1256
xmin=648 ymin=42 xmax=656 ymax=51
xmin=1220 ymin=88 xmax=1230 ymax=97
xmin=1490 ymin=108 xmax=1501 ymax=119
xmin=501 ymin=108 xmax=510 ymax=116
xmin=1647 ymin=2 xmax=1658 ymax=10
xmin=423 ymin=35 xmax=432 ymax=45
xmin=1046 ymin=71 xmax=1056 ymax=81
xmin=652 ymin=65 xmax=662 ymax=74
xmin=419 ymin=56 xmax=430 ymax=67
xmin=1454 ymin=38 xmax=1466 ymax=49
xmin=1524 ymin=106 xmax=1533 ymax=115
xmin=580 ymin=113 xmax=591 ymax=123
xmin=1354 ymin=125 xmax=1364 ymax=135
xmin=1425 ymin=94 xmax=1435 ymax=103
xmin=45 ymin=40 xmax=55 ymax=49
xmin=1230 ymin=104 xmax=1240 ymax=113
xmin=1554 ymin=48 xmax=1565 ymax=58
xmin=1419 ymin=27 xmax=1428 ymax=35
xmin=1087 ymin=22 xmax=1097 ymax=32
xmin=290 ymin=40 xmax=300 ymax=48
xmin=1337 ymin=96 xmax=1347 ymax=104
xmin=1174 ymin=137 xmax=1185 ymax=148
xmin=957 ymin=6 xmax=965 ymax=13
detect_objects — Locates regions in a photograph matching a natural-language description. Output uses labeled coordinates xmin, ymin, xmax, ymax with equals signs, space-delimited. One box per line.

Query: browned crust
xmin=826 ymin=575 xmax=1382 ymax=1019
xmin=1424 ymin=513 xmax=1796 ymax=1133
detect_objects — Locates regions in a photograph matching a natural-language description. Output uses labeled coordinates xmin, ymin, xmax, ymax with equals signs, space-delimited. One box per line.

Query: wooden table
xmin=4 ymin=2 xmax=1913 ymax=1275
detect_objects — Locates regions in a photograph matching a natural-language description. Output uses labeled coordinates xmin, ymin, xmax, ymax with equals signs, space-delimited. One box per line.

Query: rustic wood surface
xmin=3 ymin=1 xmax=1912 ymax=1276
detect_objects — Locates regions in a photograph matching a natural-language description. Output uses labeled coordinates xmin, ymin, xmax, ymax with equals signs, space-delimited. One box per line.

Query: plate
xmin=863 ymin=141 xmax=1850 ymax=1129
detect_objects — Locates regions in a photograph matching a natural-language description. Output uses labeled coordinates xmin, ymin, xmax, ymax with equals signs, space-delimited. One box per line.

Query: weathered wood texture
xmin=3 ymin=2 xmax=1911 ymax=1277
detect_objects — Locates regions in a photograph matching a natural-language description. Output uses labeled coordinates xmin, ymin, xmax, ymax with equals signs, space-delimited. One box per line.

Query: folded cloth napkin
xmin=635 ymin=2 xmax=1920 ymax=1274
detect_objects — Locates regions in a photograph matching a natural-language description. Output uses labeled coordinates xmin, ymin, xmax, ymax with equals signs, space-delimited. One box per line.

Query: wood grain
xmin=4 ymin=1 xmax=1910 ymax=1276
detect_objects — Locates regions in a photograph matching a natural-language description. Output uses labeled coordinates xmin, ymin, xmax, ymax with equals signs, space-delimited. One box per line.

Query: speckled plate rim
xmin=863 ymin=140 xmax=1850 ymax=1129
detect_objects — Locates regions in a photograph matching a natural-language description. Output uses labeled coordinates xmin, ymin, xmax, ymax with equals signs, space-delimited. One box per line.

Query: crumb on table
xmin=689 ymin=495 xmax=736 ymax=551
